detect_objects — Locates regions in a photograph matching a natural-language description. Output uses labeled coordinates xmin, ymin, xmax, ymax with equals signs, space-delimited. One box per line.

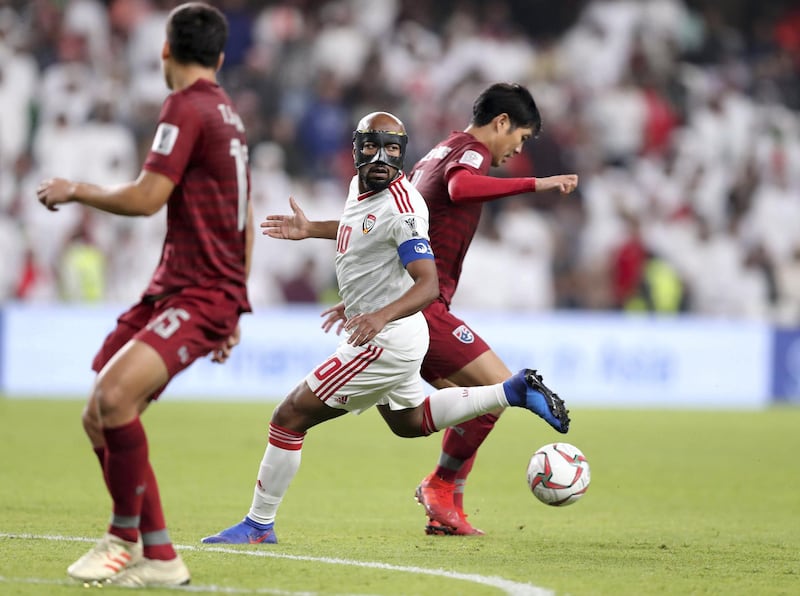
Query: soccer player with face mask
xmin=201 ymin=111 xmax=569 ymax=545
xmin=251 ymin=84 xmax=577 ymax=536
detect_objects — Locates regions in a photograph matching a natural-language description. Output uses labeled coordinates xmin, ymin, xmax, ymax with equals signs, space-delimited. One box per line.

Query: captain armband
xmin=398 ymin=238 xmax=434 ymax=267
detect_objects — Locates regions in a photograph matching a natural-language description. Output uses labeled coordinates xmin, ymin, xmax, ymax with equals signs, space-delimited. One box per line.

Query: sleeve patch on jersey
xmin=459 ymin=149 xmax=484 ymax=169
xmin=403 ymin=217 xmax=420 ymax=237
xmin=398 ymin=238 xmax=434 ymax=267
xmin=151 ymin=123 xmax=180 ymax=155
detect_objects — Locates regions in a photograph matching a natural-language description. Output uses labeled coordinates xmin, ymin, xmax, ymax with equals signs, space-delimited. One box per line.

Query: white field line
xmin=0 ymin=533 xmax=554 ymax=596
xmin=0 ymin=576 xmax=324 ymax=595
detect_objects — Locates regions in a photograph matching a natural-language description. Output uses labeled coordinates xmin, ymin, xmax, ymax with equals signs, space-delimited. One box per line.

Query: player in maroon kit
xmin=36 ymin=3 xmax=252 ymax=586
xmin=258 ymin=83 xmax=577 ymax=536
xmin=408 ymin=82 xmax=577 ymax=536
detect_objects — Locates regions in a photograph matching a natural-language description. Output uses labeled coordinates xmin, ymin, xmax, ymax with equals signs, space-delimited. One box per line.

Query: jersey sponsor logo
xmin=452 ymin=324 xmax=475 ymax=344
xmin=403 ymin=217 xmax=419 ymax=237
xmin=414 ymin=241 xmax=432 ymax=255
xmin=151 ymin=123 xmax=179 ymax=155
xmin=332 ymin=395 xmax=349 ymax=405
xmin=362 ymin=213 xmax=376 ymax=234
xmin=459 ymin=149 xmax=484 ymax=169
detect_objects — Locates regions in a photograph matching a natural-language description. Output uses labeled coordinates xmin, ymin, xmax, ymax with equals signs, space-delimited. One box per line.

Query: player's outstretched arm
xmin=446 ymin=169 xmax=579 ymax=204
xmin=261 ymin=196 xmax=339 ymax=240
xmin=36 ymin=170 xmax=174 ymax=216
xmin=533 ymin=174 xmax=579 ymax=195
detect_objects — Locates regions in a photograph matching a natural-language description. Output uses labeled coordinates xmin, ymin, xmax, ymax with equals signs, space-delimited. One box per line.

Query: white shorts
xmin=304 ymin=311 xmax=429 ymax=415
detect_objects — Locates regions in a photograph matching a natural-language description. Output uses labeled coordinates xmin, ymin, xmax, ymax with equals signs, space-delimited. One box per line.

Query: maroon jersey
xmin=143 ymin=79 xmax=251 ymax=313
xmin=409 ymin=131 xmax=491 ymax=306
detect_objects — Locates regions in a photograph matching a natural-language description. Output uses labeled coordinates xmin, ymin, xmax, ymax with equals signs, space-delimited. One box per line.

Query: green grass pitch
xmin=1 ymin=397 xmax=798 ymax=595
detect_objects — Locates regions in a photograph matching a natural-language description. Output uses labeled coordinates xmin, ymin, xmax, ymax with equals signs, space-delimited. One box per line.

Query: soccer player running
xmin=254 ymin=83 xmax=578 ymax=536
xmin=201 ymin=111 xmax=569 ymax=545
xmin=410 ymin=82 xmax=578 ymax=536
xmin=36 ymin=3 xmax=252 ymax=587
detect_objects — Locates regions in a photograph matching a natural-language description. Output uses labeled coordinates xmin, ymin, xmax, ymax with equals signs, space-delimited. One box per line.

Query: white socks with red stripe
xmin=424 ymin=384 xmax=508 ymax=433
xmin=247 ymin=423 xmax=305 ymax=525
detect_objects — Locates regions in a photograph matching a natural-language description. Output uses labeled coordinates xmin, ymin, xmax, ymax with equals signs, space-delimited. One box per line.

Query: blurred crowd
xmin=1 ymin=0 xmax=799 ymax=323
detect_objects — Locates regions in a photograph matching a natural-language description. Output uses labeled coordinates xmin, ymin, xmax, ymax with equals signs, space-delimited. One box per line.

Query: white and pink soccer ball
xmin=526 ymin=442 xmax=591 ymax=506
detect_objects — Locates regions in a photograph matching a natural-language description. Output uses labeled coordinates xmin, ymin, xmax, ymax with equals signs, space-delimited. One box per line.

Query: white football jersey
xmin=335 ymin=172 xmax=433 ymax=323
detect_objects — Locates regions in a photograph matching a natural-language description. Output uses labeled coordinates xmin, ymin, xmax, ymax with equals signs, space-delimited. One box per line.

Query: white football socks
xmin=247 ymin=443 xmax=301 ymax=525
xmin=425 ymin=383 xmax=508 ymax=432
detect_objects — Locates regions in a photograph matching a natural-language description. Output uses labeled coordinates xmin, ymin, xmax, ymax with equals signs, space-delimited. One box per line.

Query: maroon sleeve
xmin=143 ymin=94 xmax=202 ymax=184
xmin=445 ymin=168 xmax=537 ymax=204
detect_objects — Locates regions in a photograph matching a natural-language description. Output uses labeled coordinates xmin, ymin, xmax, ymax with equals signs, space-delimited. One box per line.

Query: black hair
xmin=471 ymin=82 xmax=542 ymax=136
xmin=166 ymin=2 xmax=228 ymax=68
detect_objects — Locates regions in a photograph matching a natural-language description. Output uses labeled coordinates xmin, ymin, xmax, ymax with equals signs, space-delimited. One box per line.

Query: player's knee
xmin=92 ymin=381 xmax=130 ymax=421
xmin=392 ymin=427 xmax=421 ymax=438
xmin=80 ymin=402 xmax=102 ymax=436
xmin=270 ymin=397 xmax=304 ymax=429
xmin=387 ymin=419 xmax=425 ymax=438
xmin=270 ymin=401 xmax=290 ymax=427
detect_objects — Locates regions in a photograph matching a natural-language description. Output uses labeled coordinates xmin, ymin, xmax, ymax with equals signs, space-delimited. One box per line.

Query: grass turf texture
xmin=1 ymin=398 xmax=798 ymax=595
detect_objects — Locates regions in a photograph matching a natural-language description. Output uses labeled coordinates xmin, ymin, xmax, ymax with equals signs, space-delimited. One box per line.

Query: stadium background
xmin=1 ymin=0 xmax=799 ymax=404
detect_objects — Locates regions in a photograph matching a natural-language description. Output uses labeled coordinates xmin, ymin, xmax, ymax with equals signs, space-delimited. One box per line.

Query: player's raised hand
xmin=261 ymin=196 xmax=310 ymax=240
xmin=36 ymin=178 xmax=76 ymax=211
xmin=320 ymin=302 xmax=346 ymax=335
xmin=535 ymin=174 xmax=579 ymax=195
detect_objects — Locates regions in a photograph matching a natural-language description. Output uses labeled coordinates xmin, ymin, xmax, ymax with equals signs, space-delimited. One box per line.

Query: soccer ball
xmin=526 ymin=442 xmax=590 ymax=506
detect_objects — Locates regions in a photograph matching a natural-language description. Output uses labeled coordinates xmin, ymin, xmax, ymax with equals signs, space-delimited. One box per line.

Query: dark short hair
xmin=166 ymin=2 xmax=228 ymax=68
xmin=471 ymin=83 xmax=542 ymax=136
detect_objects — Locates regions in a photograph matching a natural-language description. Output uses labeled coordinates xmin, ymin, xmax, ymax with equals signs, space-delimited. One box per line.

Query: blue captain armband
xmin=398 ymin=238 xmax=434 ymax=267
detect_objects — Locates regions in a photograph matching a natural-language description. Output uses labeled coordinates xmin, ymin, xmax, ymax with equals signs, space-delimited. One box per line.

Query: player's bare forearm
xmin=262 ymin=217 xmax=338 ymax=240
xmin=534 ymin=174 xmax=579 ymax=194
xmin=37 ymin=171 xmax=173 ymax=216
xmin=307 ymin=220 xmax=339 ymax=239
xmin=383 ymin=279 xmax=437 ymax=321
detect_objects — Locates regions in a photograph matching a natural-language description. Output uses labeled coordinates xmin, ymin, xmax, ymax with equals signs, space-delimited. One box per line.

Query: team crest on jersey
xmin=362 ymin=214 xmax=376 ymax=234
xmin=403 ymin=217 xmax=419 ymax=237
xmin=152 ymin=123 xmax=179 ymax=155
xmin=459 ymin=149 xmax=484 ymax=169
xmin=452 ymin=325 xmax=475 ymax=344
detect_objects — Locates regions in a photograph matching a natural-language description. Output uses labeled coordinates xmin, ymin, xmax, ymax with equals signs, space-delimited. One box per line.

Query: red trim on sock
xmin=268 ymin=422 xmax=305 ymax=451
xmin=420 ymin=397 xmax=437 ymax=436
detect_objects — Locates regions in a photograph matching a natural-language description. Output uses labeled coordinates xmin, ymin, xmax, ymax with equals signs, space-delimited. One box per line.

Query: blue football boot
xmin=201 ymin=517 xmax=277 ymax=544
xmin=503 ymin=369 xmax=570 ymax=433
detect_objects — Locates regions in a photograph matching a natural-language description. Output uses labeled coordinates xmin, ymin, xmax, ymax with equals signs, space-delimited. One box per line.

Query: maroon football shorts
xmin=92 ymin=287 xmax=241 ymax=400
xmin=420 ymin=299 xmax=491 ymax=383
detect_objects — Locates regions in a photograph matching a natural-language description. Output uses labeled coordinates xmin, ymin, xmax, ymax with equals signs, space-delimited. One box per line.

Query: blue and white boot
xmin=201 ymin=517 xmax=277 ymax=545
xmin=503 ymin=369 xmax=570 ymax=433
